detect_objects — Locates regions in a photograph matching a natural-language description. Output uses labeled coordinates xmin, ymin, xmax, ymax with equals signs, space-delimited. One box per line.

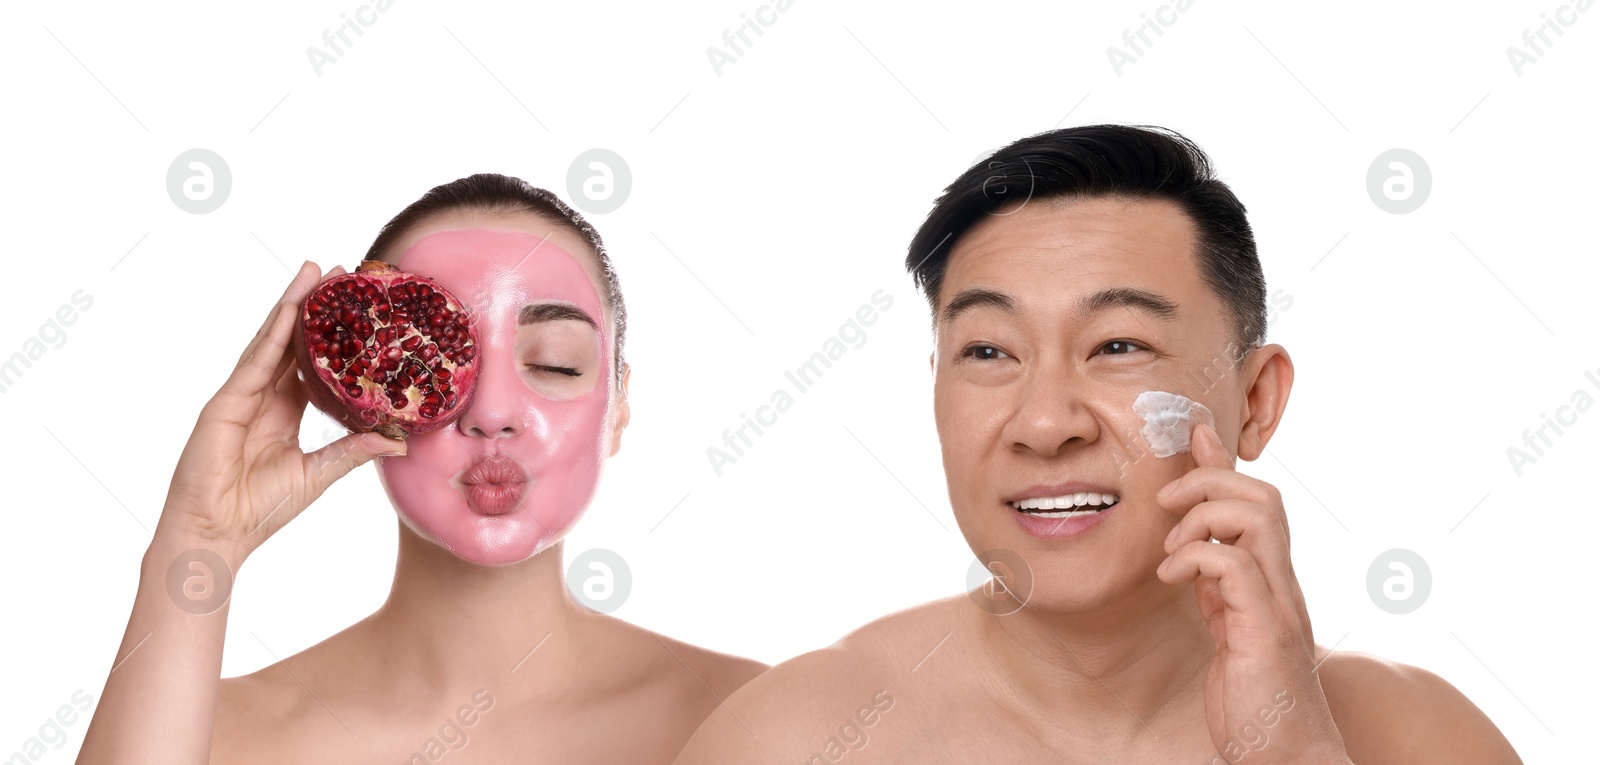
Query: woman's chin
xmin=393 ymin=510 xmax=565 ymax=565
xmin=449 ymin=543 xmax=544 ymax=566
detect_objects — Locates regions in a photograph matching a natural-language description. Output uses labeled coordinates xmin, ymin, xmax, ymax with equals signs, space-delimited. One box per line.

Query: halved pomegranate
xmin=295 ymin=260 xmax=479 ymax=440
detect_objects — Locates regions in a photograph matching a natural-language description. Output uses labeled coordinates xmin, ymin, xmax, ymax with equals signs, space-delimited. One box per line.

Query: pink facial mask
xmin=375 ymin=229 xmax=614 ymax=565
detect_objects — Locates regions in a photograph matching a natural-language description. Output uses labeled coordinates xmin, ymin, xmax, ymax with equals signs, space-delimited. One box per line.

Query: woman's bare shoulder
xmin=592 ymin=613 xmax=770 ymax=703
xmin=212 ymin=664 xmax=311 ymax=763
xmin=211 ymin=624 xmax=375 ymax=763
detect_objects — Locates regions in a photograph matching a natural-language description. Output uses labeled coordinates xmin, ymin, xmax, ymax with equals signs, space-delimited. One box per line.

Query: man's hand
xmin=1155 ymin=422 xmax=1352 ymax=765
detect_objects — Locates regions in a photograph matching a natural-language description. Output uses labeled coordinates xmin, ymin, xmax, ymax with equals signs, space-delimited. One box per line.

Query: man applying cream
xmin=676 ymin=125 xmax=1522 ymax=763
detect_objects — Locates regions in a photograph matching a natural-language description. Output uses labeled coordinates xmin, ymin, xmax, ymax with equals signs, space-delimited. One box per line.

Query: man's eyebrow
xmin=518 ymin=302 xmax=599 ymax=329
xmin=940 ymin=288 xmax=1015 ymax=325
xmin=1078 ymin=287 xmax=1178 ymax=321
xmin=939 ymin=285 xmax=1179 ymax=325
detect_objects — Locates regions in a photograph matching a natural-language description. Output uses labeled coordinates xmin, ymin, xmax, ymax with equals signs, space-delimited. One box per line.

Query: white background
xmin=2 ymin=1 xmax=1595 ymax=762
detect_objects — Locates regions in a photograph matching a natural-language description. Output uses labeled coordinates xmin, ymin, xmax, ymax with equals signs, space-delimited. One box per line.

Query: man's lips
xmin=1007 ymin=481 xmax=1120 ymax=539
xmin=1004 ymin=481 xmax=1121 ymax=514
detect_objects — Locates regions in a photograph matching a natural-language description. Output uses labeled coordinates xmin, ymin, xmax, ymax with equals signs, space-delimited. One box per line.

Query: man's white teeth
xmin=1011 ymin=492 xmax=1120 ymax=512
xmin=1027 ymin=508 xmax=1102 ymax=519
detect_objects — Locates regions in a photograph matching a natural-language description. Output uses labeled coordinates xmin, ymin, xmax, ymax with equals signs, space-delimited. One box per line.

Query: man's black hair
xmin=905 ymin=124 xmax=1267 ymax=350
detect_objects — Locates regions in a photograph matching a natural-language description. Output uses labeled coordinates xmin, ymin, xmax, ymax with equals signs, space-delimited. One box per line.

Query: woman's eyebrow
xmin=518 ymin=302 xmax=598 ymax=329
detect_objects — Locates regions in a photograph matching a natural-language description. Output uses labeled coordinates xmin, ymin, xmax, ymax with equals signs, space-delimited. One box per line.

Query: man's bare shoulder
xmin=1317 ymin=649 xmax=1522 ymax=764
xmin=674 ymin=595 xmax=968 ymax=764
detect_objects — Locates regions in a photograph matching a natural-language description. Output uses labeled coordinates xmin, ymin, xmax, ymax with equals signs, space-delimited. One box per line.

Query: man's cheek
xmin=1101 ymin=414 xmax=1193 ymax=524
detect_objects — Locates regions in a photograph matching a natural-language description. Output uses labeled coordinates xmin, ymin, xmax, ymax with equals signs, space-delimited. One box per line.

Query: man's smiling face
xmin=932 ymin=194 xmax=1250 ymax=612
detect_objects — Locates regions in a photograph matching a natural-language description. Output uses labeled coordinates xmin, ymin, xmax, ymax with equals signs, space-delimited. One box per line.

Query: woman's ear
xmin=609 ymin=362 xmax=631 ymax=457
xmin=1236 ymin=344 xmax=1293 ymax=461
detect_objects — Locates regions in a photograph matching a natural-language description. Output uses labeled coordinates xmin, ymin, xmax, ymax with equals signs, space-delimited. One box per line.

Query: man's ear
xmin=928 ymin=351 xmax=935 ymax=374
xmin=1236 ymin=344 xmax=1293 ymax=461
xmin=609 ymin=362 xmax=631 ymax=457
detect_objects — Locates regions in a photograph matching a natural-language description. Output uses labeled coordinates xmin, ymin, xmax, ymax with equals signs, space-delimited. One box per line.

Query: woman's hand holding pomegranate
xmin=157 ymin=260 xmax=406 ymax=570
xmin=81 ymin=261 xmax=408 ymax=765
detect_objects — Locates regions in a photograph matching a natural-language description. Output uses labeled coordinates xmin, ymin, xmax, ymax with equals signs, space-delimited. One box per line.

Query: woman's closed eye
xmin=526 ymin=363 xmax=582 ymax=377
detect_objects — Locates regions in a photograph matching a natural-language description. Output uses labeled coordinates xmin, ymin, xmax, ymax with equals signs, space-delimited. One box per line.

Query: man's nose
xmin=999 ymin=361 xmax=1101 ymax=458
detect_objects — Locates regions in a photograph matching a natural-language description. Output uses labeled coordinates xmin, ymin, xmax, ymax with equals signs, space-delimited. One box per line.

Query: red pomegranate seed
xmin=294 ymin=260 xmax=479 ymax=440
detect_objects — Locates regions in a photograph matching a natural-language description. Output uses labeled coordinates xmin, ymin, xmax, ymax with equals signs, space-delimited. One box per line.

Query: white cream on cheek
xmin=1132 ymin=390 xmax=1214 ymax=458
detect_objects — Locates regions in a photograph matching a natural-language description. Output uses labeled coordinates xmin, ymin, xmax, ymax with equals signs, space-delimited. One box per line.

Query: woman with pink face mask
xmin=78 ymin=174 xmax=767 ymax=764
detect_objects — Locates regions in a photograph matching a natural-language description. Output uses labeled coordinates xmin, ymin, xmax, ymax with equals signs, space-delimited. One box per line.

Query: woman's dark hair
xmin=905 ymin=124 xmax=1267 ymax=351
xmin=366 ymin=173 xmax=627 ymax=387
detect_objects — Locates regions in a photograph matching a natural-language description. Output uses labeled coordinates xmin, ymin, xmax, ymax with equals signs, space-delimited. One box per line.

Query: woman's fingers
xmin=218 ymin=262 xmax=320 ymax=408
xmin=303 ymin=432 xmax=406 ymax=501
xmin=235 ymin=261 xmax=319 ymax=366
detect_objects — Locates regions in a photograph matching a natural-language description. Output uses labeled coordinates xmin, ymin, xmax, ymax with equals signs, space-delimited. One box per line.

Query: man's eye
xmin=1099 ymin=340 xmax=1145 ymax=356
xmin=959 ymin=345 xmax=1010 ymax=361
xmin=527 ymin=364 xmax=582 ymax=377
